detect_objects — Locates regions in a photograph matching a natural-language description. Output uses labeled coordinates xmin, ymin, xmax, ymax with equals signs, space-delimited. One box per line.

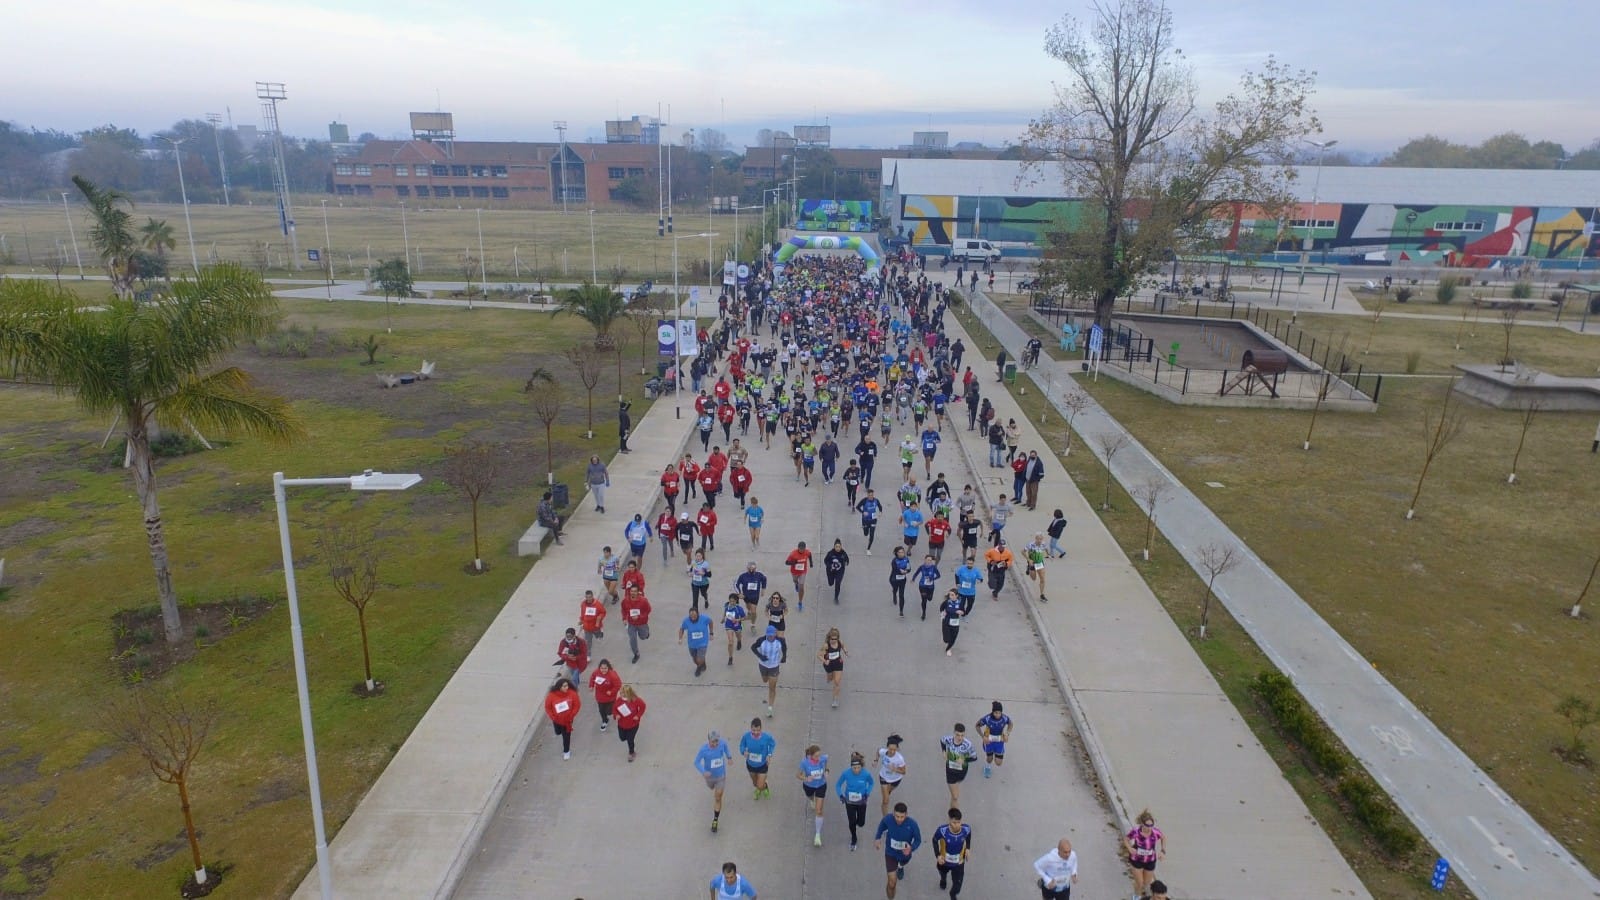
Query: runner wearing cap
xmin=836 ymin=752 xmax=876 ymax=851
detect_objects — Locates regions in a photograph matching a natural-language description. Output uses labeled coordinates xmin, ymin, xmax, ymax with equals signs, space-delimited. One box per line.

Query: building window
xmin=335 ymin=184 xmax=354 ymax=195
xmin=452 ymin=186 xmax=470 ymax=197
xmin=627 ymin=167 xmax=645 ymax=177
xmin=354 ymin=164 xmax=372 ymax=176
xmin=1432 ymin=221 xmax=1483 ymax=232
xmin=431 ymin=164 xmax=449 ymax=176
xmin=742 ymin=167 xmax=758 ymax=177
xmin=491 ymin=187 xmax=509 ymax=198
xmin=393 ymin=165 xmax=409 ymax=177
xmin=451 ymin=165 xmax=469 ymax=177
xmin=1289 ymin=218 xmax=1336 ymax=229
xmin=491 ymin=165 xmax=508 ymax=178
xmin=396 ymin=185 xmax=410 ymax=197
xmin=472 ymin=186 xmax=489 ymax=198
xmin=468 ymin=165 xmax=485 ymax=177
xmin=334 ymin=164 xmax=353 ymax=176
xmin=608 ymin=167 xmax=626 ymax=179
xmin=434 ymin=186 xmax=452 ymax=198
xmin=355 ymin=184 xmax=373 ymax=195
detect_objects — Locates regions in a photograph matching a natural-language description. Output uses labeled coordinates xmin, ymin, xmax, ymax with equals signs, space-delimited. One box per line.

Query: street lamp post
xmin=60 ymin=191 xmax=84 ymax=280
xmin=1297 ymin=138 xmax=1337 ymax=297
xmin=272 ymin=469 xmax=422 ymax=900
xmin=319 ymin=200 xmax=333 ymax=301
xmin=161 ymin=136 xmax=201 ymax=274
xmin=475 ymin=208 xmax=486 ymax=310
xmin=400 ymin=202 xmax=411 ymax=274
xmin=588 ymin=209 xmax=597 ymax=283
xmin=671 ymin=232 xmax=718 ymax=417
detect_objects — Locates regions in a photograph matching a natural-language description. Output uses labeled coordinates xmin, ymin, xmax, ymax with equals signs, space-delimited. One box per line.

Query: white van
xmin=948 ymin=238 xmax=1001 ymax=264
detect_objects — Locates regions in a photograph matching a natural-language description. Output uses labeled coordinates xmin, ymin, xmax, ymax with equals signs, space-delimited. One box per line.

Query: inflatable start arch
xmin=772 ymin=233 xmax=881 ymax=279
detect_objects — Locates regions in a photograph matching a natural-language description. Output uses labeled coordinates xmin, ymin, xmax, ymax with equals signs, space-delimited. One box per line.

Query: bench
xmin=517 ymin=523 xmax=551 ymax=557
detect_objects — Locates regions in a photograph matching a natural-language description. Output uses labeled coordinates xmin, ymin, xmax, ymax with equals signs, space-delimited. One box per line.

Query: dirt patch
xmin=0 ymin=752 xmax=41 ymax=788
xmin=110 ymin=596 xmax=278 ymax=684
xmin=0 ymin=850 xmax=56 ymax=898
xmin=0 ymin=517 xmax=55 ymax=548
xmin=246 ymin=777 xmax=298 ymax=812
xmin=132 ymin=830 xmax=189 ymax=872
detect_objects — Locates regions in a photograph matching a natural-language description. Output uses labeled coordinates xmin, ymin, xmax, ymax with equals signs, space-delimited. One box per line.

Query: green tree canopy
xmin=554 ymin=281 xmax=628 ymax=350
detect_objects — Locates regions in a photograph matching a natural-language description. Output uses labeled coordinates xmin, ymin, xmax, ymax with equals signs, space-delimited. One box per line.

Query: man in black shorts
xmin=752 ymin=625 xmax=784 ymax=719
xmin=939 ymin=723 xmax=979 ymax=805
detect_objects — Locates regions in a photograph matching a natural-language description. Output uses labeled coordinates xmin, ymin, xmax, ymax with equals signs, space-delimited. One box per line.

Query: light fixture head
xmin=350 ymin=471 xmax=422 ymax=491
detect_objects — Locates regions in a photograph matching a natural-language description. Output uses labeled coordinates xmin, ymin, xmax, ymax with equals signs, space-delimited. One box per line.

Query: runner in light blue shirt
xmin=695 ymin=730 xmax=733 ymax=832
xmin=709 ymin=862 xmax=758 ymax=898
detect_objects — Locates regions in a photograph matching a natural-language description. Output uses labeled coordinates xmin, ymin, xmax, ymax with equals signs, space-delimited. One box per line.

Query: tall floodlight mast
xmin=256 ymin=81 xmax=300 ymax=269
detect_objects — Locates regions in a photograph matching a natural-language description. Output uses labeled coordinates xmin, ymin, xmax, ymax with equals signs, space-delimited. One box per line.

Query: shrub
xmin=1434 ymin=277 xmax=1458 ymax=304
xmin=1394 ymin=287 xmax=1413 ymax=303
xmin=361 ymin=334 xmax=382 ymax=365
xmin=1404 ymin=350 xmax=1422 ymax=374
xmin=1338 ymin=775 xmax=1420 ymax=857
xmin=1510 ymin=280 xmax=1533 ymax=299
xmin=1250 ymin=672 xmax=1347 ymax=777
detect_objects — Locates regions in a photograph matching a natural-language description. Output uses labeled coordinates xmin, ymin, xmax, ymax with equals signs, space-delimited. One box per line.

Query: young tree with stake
xmin=1060 ymin=391 xmax=1090 ymax=455
xmin=1407 ymin=383 xmax=1465 ymax=520
xmin=442 ymin=441 xmax=502 ymax=573
xmin=318 ymin=524 xmax=384 ymax=694
xmin=1507 ymin=399 xmax=1540 ymax=484
xmin=110 ymin=688 xmax=220 ymax=895
xmin=1132 ymin=477 xmax=1169 ymax=561
xmin=525 ymin=366 xmax=564 ymax=484
xmin=566 ymin=344 xmax=605 ymax=439
xmin=1095 ymin=431 xmax=1129 ymax=510
xmin=1196 ymin=543 xmax=1238 ymax=639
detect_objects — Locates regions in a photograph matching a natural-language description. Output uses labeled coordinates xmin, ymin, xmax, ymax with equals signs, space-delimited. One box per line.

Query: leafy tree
xmin=1023 ymin=1 xmax=1319 ymax=333
xmin=72 ymin=175 xmax=140 ymax=299
xmin=1383 ymin=135 xmax=1473 ymax=168
xmin=554 ymin=281 xmax=628 ymax=350
xmin=1566 ymin=139 xmax=1600 ymax=170
xmin=373 ymin=258 xmax=412 ymax=333
xmin=140 ymin=218 xmax=176 ymax=260
xmin=73 ymin=125 xmax=143 ymax=190
xmin=0 ymin=268 xmax=303 ymax=644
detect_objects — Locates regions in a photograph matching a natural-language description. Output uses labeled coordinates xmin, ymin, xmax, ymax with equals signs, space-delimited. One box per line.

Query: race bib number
xmin=709 ymin=757 xmax=724 ymax=769
xmin=616 ymin=703 xmax=632 ymax=718
xmin=793 ymin=563 xmax=807 ymax=573
xmin=944 ymin=853 xmax=962 ymax=865
xmin=889 ymin=839 xmax=909 ymax=852
xmin=947 ymin=757 xmax=964 ymax=770
xmin=629 ymin=609 xmax=642 ymax=620
xmin=553 ymin=701 xmax=570 ymax=714
xmin=1033 ymin=562 xmax=1045 ymax=571
xmin=948 ymin=617 xmax=962 ymax=626
xmin=747 ymin=753 xmax=764 ymax=765
xmin=846 ymin=791 xmax=862 ymax=802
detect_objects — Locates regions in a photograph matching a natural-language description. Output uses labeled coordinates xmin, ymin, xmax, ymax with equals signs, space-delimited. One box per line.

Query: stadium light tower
xmin=257 ymin=81 xmax=300 ymax=269
xmin=205 ymin=113 xmax=231 ymax=206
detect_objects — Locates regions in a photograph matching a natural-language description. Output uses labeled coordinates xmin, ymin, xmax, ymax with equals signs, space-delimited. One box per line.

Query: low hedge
xmin=1250 ymin=671 xmax=1420 ymax=859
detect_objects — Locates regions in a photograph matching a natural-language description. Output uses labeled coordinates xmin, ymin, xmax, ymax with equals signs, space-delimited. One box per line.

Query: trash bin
xmin=1004 ymin=362 xmax=1017 ymax=384
xmin=656 ymin=361 xmax=671 ymax=379
xmin=550 ymin=483 xmax=570 ymax=509
xmin=1168 ymin=341 xmax=1180 ymax=366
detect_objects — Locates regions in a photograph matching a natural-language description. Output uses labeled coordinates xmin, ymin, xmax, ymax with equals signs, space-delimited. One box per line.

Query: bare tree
xmin=1364 ymin=290 xmax=1389 ymax=355
xmin=45 ymin=249 xmax=67 ymax=285
xmin=566 ymin=344 xmax=605 ymax=439
xmin=1303 ymin=372 xmax=1334 ymax=450
xmin=1498 ymin=305 xmax=1522 ymax=370
xmin=610 ymin=329 xmax=631 ymax=403
xmin=1407 ymin=382 xmax=1466 ymax=520
xmin=1061 ymin=391 xmax=1090 ymax=455
xmin=1507 ymin=399 xmax=1541 ymax=484
xmin=628 ymin=290 xmax=674 ymax=374
xmin=317 ymin=524 xmax=383 ymax=694
xmin=525 ymin=366 xmax=564 ymax=484
xmin=1196 ymin=543 xmax=1238 ymax=639
xmin=109 ymin=688 xmax=221 ymax=895
xmin=1131 ymin=477 xmax=1169 ymax=561
xmin=442 ymin=441 xmax=501 ymax=573
xmin=459 ymin=249 xmax=478 ymax=298
xmin=1574 ymin=549 xmax=1600 ymax=619
xmin=1094 ymin=431 xmax=1129 ymax=510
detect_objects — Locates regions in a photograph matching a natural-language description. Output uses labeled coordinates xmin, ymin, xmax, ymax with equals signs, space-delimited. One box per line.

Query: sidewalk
xmin=963 ymin=285 xmax=1600 ymax=899
xmin=937 ymin=292 xmax=1368 ymax=899
xmin=289 ymin=381 xmax=703 ymax=898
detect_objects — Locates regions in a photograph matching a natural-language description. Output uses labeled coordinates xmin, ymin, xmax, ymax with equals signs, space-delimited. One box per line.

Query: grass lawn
xmin=0 ymin=294 xmax=654 ymax=896
xmin=0 ymin=198 xmax=748 ymax=284
xmin=960 ymin=297 xmax=1600 ymax=886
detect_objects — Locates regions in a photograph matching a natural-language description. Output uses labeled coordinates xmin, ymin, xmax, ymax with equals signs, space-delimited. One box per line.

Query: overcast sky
xmin=6 ymin=0 xmax=1596 ymax=156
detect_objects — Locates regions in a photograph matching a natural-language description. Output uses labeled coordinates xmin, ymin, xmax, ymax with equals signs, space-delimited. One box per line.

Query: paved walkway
xmin=963 ymin=286 xmax=1600 ymax=899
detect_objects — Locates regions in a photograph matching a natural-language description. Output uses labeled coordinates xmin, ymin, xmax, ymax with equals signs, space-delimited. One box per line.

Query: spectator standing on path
xmin=876 ymin=735 xmax=908 ymax=815
xmin=824 ymin=540 xmax=850 ymax=604
xmin=709 ymin=862 xmax=759 ymax=900
xmin=555 ymin=628 xmax=588 ymax=683
xmin=679 ymin=607 xmax=713 ymax=677
xmin=951 ymin=338 xmax=965 ymax=371
xmin=620 ymin=585 xmax=651 ymax=664
xmin=1011 ymin=453 xmax=1028 ymax=503
xmin=695 ymin=731 xmax=734 ymax=832
xmin=939 ymin=590 xmax=967 ymax=655
xmin=977 ymin=702 xmax=1013 ymax=778
xmin=1004 ymin=419 xmax=1022 ymax=463
xmin=1124 ymin=810 xmax=1167 ymax=900
xmin=994 ymin=349 xmax=1008 ymax=383
xmin=836 ymin=752 xmax=876 ymax=851
xmin=588 ymin=659 xmax=619 ymax=732
xmin=1047 ymin=509 xmax=1068 ymax=559
xmin=543 ymin=677 xmax=581 ymax=760
xmin=586 ymin=455 xmax=611 ymax=513
xmin=940 ymin=724 xmax=979 ymax=805
xmin=618 ymin=399 xmax=632 ymax=454
xmin=614 ymin=684 xmax=645 ymax=761
xmin=874 ymin=801 xmax=922 ymax=899
xmin=740 ymin=718 xmax=776 ymax=800
xmin=797 ymin=745 xmax=831 ymax=846
xmin=933 ymin=808 xmax=974 ymax=899
xmin=579 ymin=590 xmax=606 ymax=647
xmin=1033 ymin=838 xmax=1079 ymax=900
xmin=752 ymin=625 xmax=784 ymax=718
xmin=986 ymin=421 xmax=1006 ymax=468
xmin=964 ymin=379 xmax=980 ymax=430
xmin=1023 ymin=451 xmax=1046 ymax=510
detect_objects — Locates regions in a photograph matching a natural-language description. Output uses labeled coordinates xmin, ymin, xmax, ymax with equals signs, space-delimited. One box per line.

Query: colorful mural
xmin=797 ymin=199 xmax=874 ymax=232
xmin=897 ymin=192 xmax=1600 ymax=268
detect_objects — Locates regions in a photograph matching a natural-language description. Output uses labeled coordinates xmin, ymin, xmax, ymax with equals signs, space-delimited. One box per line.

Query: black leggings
xmin=844 ymin=801 xmax=867 ymax=841
xmin=890 ymin=579 xmax=907 ymax=613
xmin=691 ymin=583 xmax=709 ymax=609
xmin=942 ymin=621 xmax=960 ymax=651
xmin=862 ymin=523 xmax=877 ymax=549
xmin=618 ymin=725 xmax=638 ymax=754
xmin=597 ymin=701 xmax=613 ymax=724
xmin=938 ymin=862 xmax=966 ymax=896
xmin=919 ymin=586 xmax=936 ymax=617
xmin=828 ymin=570 xmax=845 ymax=601
xmin=553 ymin=723 xmax=571 ymax=753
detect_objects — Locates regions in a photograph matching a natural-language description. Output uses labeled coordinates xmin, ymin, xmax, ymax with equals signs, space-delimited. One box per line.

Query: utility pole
xmin=205 ymin=112 xmax=231 ymax=206
xmin=553 ymin=120 xmax=568 ymax=214
xmin=161 ymin=135 xmax=201 ymax=274
xmin=61 ymin=191 xmax=84 ymax=279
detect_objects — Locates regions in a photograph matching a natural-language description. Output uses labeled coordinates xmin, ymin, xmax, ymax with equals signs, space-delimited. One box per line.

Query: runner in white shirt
xmin=875 ymin=734 xmax=907 ymax=816
xmin=1033 ymin=838 xmax=1079 ymax=899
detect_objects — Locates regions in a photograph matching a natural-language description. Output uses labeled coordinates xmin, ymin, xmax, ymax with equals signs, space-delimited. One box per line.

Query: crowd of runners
xmin=543 ymin=252 xmax=1171 ymax=900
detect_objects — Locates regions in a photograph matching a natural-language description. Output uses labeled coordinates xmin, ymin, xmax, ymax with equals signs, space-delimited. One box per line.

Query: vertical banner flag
xmin=723 ymin=260 xmax=738 ymax=286
xmin=678 ymin=319 xmax=700 ymax=357
xmin=657 ymin=319 xmax=676 ymax=356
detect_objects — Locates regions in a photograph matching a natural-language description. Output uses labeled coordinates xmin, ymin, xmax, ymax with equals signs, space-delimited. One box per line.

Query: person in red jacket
xmin=588 ymin=659 xmax=621 ymax=732
xmin=718 ymin=402 xmax=736 ymax=443
xmin=556 ymin=628 xmax=589 ymax=682
xmin=620 ymin=585 xmax=652 ymax=664
xmin=544 ymin=677 xmax=581 ymax=760
xmin=698 ymin=463 xmax=723 ymax=509
xmin=925 ymin=512 xmax=952 ymax=563
xmin=714 ymin=377 xmax=732 ymax=402
xmin=621 ymin=559 xmax=646 ymax=598
xmin=785 ymin=541 xmax=814 ymax=610
xmin=695 ymin=502 xmax=720 ymax=553
xmin=729 ymin=460 xmax=755 ymax=509
xmin=706 ymin=445 xmax=729 ymax=474
xmin=656 ymin=510 xmax=677 ymax=564
xmin=579 ymin=590 xmax=606 ymax=647
xmin=614 ymin=684 xmax=646 ymax=762
xmin=679 ymin=454 xmax=701 ymax=500
xmin=660 ymin=465 xmax=682 ymax=516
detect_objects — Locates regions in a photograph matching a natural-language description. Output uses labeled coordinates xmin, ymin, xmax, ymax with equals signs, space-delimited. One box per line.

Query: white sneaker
xmin=562 ymin=751 xmax=571 ymax=760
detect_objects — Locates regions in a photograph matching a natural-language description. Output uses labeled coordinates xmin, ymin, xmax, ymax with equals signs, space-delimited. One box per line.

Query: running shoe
xmin=600 ymin=722 xmax=608 ymax=732
xmin=983 ymin=765 xmax=991 ymax=778
xmin=711 ymin=818 xmax=719 ymax=833
xmin=766 ymin=705 xmax=774 ymax=718
xmin=850 ymin=840 xmax=857 ymax=852
xmin=831 ymin=700 xmax=838 ymax=709
xmin=562 ymin=751 xmax=571 ymax=760
xmin=813 ymin=834 xmax=822 ymax=847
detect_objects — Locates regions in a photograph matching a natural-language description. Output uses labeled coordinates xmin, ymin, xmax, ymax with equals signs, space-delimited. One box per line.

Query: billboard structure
xmin=797 ymin=199 xmax=874 ymax=232
xmin=793 ymin=125 xmax=831 ymax=147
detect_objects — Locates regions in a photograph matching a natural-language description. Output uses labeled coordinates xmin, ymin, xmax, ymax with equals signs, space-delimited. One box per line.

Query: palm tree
xmin=0 ymin=267 xmax=305 ymax=644
xmin=552 ymin=281 xmax=627 ymax=350
xmin=140 ymin=218 xmax=177 ymax=261
xmin=72 ymin=175 xmax=139 ymax=299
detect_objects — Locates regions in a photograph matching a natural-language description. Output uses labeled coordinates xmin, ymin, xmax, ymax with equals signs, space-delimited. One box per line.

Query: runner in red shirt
xmin=556 ymin=628 xmax=589 ymax=681
xmin=696 ymin=504 xmax=719 ymax=552
xmin=655 ymin=510 xmax=677 ymax=565
xmin=679 ymin=454 xmax=701 ymax=500
xmin=660 ymin=465 xmax=681 ymax=516
xmin=785 ymin=541 xmax=814 ymax=610
xmin=620 ymin=585 xmax=652 ymax=664
xmin=729 ymin=461 xmax=754 ymax=509
xmin=621 ymin=559 xmax=645 ymax=597
xmin=579 ymin=590 xmax=606 ymax=647
xmin=613 ymin=684 xmax=646 ymax=762
xmin=544 ymin=677 xmax=581 ymax=760
xmin=698 ymin=463 xmax=723 ymax=508
xmin=925 ymin=512 xmax=952 ymax=563
xmin=714 ymin=377 xmax=732 ymax=402
xmin=588 ymin=659 xmax=621 ymax=731
xmin=706 ymin=446 xmax=729 ymax=474
xmin=717 ymin=402 xmax=736 ymax=443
